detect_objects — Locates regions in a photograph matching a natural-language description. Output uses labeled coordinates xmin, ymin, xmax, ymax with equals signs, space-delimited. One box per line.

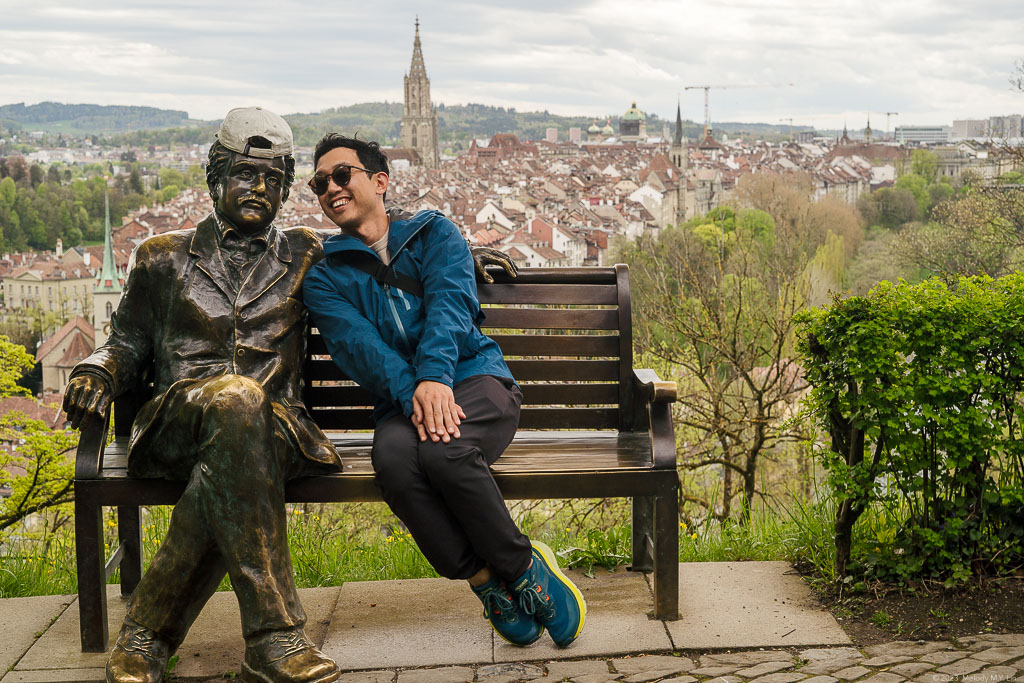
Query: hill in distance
xmin=1 ymin=101 xmax=811 ymax=146
xmin=0 ymin=102 xmax=212 ymax=135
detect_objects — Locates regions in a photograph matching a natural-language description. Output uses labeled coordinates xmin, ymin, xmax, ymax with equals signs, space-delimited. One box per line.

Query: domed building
xmin=586 ymin=120 xmax=602 ymax=142
xmin=619 ymin=102 xmax=648 ymax=142
xmin=601 ymin=119 xmax=615 ymax=139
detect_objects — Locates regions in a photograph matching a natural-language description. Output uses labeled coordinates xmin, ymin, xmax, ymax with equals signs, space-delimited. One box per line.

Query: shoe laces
xmin=518 ymin=581 xmax=555 ymax=620
xmin=121 ymin=624 xmax=164 ymax=656
xmin=263 ymin=629 xmax=310 ymax=659
xmin=479 ymin=584 xmax=517 ymax=621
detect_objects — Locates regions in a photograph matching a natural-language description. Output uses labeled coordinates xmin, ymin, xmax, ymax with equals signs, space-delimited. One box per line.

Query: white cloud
xmin=0 ymin=0 xmax=1021 ymax=129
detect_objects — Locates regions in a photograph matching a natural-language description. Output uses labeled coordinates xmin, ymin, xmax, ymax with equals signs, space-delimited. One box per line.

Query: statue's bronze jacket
xmin=73 ymin=213 xmax=340 ymax=474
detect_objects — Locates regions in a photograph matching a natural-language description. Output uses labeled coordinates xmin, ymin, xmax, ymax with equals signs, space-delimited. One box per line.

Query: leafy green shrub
xmin=798 ymin=275 xmax=1024 ymax=584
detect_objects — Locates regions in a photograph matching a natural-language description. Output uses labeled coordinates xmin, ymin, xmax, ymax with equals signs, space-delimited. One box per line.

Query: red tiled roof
xmin=57 ymin=329 xmax=94 ymax=368
xmin=36 ymin=316 xmax=94 ymax=362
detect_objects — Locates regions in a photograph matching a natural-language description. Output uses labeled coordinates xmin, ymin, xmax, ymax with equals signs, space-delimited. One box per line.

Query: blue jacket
xmin=303 ymin=210 xmax=513 ymax=422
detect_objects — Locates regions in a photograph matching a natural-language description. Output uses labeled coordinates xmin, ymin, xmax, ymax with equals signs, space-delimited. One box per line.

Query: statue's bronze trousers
xmin=125 ymin=374 xmax=310 ymax=646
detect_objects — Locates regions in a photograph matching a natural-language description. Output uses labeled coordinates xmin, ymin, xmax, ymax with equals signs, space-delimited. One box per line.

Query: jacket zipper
xmin=385 ymin=284 xmax=411 ymax=351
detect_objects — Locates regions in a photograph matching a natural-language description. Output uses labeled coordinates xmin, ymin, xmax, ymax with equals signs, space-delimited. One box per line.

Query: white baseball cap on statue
xmin=216 ymin=106 xmax=293 ymax=158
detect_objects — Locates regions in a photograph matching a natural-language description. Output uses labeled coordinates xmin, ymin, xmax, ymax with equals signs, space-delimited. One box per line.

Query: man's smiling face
xmin=217 ymin=154 xmax=286 ymax=234
xmin=315 ymin=146 xmax=386 ymax=235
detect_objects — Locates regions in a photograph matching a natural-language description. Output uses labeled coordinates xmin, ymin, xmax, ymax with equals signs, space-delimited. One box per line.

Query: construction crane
xmin=885 ymin=112 xmax=899 ymax=141
xmin=684 ymin=83 xmax=794 ymax=137
xmin=779 ymin=118 xmax=794 ymax=142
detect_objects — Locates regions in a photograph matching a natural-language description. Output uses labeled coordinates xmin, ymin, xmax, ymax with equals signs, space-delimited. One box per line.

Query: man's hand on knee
xmin=62 ymin=374 xmax=112 ymax=429
xmin=412 ymin=380 xmax=466 ymax=443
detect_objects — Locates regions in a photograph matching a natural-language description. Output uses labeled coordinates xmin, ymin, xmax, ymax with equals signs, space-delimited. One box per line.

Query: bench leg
xmin=630 ymin=496 xmax=654 ymax=572
xmin=653 ymin=492 xmax=679 ymax=620
xmin=117 ymin=506 xmax=143 ymax=597
xmin=76 ymin=493 xmax=109 ymax=652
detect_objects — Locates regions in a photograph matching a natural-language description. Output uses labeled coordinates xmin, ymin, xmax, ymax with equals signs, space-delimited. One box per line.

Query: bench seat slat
xmin=95 ymin=431 xmax=655 ymax=479
xmin=306 ymin=383 xmax=619 ymax=407
xmin=305 ymin=407 xmax=618 ymax=430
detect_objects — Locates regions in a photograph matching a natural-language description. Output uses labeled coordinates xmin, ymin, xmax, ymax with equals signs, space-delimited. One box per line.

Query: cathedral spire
xmin=673 ymin=100 xmax=684 ymax=146
xmin=409 ymin=16 xmax=426 ymax=79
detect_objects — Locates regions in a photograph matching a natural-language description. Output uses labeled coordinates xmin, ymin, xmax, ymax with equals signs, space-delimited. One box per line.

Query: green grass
xmin=1 ymin=494 xmax=842 ymax=598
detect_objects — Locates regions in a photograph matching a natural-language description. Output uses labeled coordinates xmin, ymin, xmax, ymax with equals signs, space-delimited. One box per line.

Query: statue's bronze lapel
xmin=237 ymin=226 xmax=290 ymax=310
xmin=189 ymin=218 xmax=235 ymax=301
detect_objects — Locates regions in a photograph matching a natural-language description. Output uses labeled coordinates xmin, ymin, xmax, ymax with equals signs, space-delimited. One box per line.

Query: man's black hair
xmin=313 ymin=134 xmax=390 ymax=201
xmin=206 ymin=138 xmax=296 ymax=204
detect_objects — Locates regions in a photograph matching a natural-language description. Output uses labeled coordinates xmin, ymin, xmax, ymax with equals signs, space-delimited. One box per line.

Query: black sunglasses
xmin=308 ymin=164 xmax=375 ymax=196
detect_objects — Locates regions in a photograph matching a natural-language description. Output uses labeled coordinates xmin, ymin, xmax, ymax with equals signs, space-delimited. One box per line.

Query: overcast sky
xmin=1 ymin=0 xmax=1022 ymax=132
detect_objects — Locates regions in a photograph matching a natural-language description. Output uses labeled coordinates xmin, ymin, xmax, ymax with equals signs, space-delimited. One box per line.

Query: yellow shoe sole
xmin=531 ymin=540 xmax=587 ymax=645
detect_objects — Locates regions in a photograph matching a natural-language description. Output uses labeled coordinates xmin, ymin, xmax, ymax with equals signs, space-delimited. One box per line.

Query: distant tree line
xmin=0 ymin=102 xmax=191 ymax=133
xmin=0 ymin=156 xmax=203 ymax=253
xmin=849 ymin=149 xmax=1024 ymax=292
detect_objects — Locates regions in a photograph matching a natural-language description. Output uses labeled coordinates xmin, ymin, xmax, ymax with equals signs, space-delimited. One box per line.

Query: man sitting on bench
xmin=302 ymin=134 xmax=587 ymax=649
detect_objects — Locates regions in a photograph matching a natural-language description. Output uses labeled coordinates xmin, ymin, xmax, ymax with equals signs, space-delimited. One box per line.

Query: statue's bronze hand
xmin=469 ymin=246 xmax=519 ymax=284
xmin=63 ymin=374 xmax=112 ymax=430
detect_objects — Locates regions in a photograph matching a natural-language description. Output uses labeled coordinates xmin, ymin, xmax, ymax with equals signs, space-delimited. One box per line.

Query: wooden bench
xmin=73 ymin=264 xmax=680 ymax=652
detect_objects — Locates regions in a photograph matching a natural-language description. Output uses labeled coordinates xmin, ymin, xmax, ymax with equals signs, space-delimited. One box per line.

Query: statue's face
xmin=216 ymin=154 xmax=286 ymax=234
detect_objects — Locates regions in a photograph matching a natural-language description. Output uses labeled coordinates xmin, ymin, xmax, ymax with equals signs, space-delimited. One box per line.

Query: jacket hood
xmin=321 ymin=209 xmax=443 ymax=259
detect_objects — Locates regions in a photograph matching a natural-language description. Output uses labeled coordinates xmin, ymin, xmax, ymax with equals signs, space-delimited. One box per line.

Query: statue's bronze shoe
xmin=105 ymin=617 xmax=171 ymax=683
xmin=241 ymin=628 xmax=340 ymax=683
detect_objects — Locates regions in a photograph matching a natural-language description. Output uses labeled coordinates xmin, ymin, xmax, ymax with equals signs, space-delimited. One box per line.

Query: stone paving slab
xmin=323 ymin=577 xmax=492 ymax=671
xmin=736 ymin=661 xmax=796 ymax=678
xmin=798 ymin=647 xmax=865 ymax=676
xmin=887 ymin=662 xmax=936 ymax=678
xmin=665 ymin=562 xmax=850 ymax=650
xmin=477 ymin=663 xmax=546 ymax=682
xmin=611 ymin=654 xmax=695 ymax=676
xmin=396 ymin=666 xmax=475 ymax=683
xmin=494 ymin=569 xmax=672 ymax=664
xmin=705 ymin=651 xmax=796 ymax=666
xmin=1 ymin=667 xmax=108 ymax=682
xmin=0 ymin=594 xmax=73 ymax=675
xmin=7 ymin=585 xmax=339 ymax=681
xmin=334 ymin=672 xmax=396 ymax=683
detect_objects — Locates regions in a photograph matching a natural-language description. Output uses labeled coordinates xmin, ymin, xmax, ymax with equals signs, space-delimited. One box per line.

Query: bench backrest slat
xmin=478 ymin=284 xmax=619 ymax=305
xmin=481 ymin=308 xmax=618 ymax=330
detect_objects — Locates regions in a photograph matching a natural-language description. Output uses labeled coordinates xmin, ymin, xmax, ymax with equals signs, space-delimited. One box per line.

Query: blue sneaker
xmin=511 ymin=541 xmax=586 ymax=647
xmin=472 ymin=576 xmax=544 ymax=646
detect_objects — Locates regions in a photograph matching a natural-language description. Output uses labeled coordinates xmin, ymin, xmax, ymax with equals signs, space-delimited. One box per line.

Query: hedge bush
xmin=797 ymin=275 xmax=1024 ymax=584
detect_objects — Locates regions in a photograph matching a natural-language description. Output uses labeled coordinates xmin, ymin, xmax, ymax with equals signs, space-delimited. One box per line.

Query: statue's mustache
xmin=238 ymin=195 xmax=272 ymax=210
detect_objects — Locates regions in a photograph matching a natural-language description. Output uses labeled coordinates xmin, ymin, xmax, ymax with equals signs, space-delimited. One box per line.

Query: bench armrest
xmin=630 ymin=369 xmax=677 ymax=470
xmin=74 ymin=412 xmax=110 ymax=480
xmin=632 ymin=369 xmax=677 ymax=403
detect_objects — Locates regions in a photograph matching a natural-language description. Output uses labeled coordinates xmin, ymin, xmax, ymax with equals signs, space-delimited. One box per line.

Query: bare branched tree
xmin=618 ymin=177 xmax=861 ymax=522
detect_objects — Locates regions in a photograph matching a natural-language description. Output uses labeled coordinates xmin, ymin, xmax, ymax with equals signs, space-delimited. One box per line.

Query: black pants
xmin=371 ymin=374 xmax=532 ymax=582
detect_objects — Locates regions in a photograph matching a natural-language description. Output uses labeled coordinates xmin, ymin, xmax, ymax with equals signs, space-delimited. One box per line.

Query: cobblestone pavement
xmin=316 ymin=634 xmax=1024 ymax=683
